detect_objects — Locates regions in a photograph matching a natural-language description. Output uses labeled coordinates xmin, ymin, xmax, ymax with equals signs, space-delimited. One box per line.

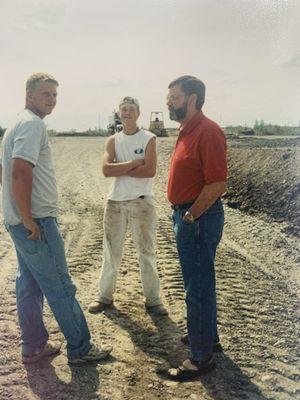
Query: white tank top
xmin=108 ymin=129 xmax=156 ymax=201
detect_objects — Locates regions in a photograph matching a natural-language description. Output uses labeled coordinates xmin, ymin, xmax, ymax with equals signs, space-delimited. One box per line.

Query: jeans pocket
xmin=9 ymin=223 xmax=45 ymax=255
xmin=180 ymin=210 xmax=196 ymax=226
xmin=4 ymin=221 xmax=9 ymax=232
xmin=200 ymin=212 xmax=224 ymax=246
xmin=205 ymin=199 xmax=223 ymax=215
xmin=35 ymin=219 xmax=48 ymax=244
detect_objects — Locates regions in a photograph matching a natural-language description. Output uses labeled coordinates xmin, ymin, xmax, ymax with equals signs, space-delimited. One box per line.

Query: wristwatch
xmin=184 ymin=210 xmax=195 ymax=223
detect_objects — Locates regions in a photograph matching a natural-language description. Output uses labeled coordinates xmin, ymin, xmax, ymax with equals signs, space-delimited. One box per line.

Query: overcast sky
xmin=1 ymin=0 xmax=299 ymax=131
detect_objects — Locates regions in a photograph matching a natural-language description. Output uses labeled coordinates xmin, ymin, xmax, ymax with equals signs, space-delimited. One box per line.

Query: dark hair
xmin=168 ymin=75 xmax=205 ymax=110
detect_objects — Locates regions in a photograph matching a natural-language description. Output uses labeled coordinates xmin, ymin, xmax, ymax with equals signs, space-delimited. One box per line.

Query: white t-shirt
xmin=1 ymin=109 xmax=58 ymax=225
xmin=108 ymin=129 xmax=156 ymax=201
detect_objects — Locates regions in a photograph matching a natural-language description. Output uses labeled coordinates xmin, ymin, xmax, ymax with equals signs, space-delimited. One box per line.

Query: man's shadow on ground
xmin=185 ymin=353 xmax=268 ymax=400
xmin=105 ymin=307 xmax=268 ymax=400
xmin=24 ymin=353 xmax=115 ymax=400
xmin=104 ymin=306 xmax=186 ymax=364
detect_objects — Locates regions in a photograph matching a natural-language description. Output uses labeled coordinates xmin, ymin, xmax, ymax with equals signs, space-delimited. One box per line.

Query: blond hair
xmin=119 ymin=96 xmax=140 ymax=112
xmin=26 ymin=73 xmax=59 ymax=92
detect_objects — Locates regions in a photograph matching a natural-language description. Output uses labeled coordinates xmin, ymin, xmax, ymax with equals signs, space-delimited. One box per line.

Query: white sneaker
xmin=68 ymin=343 xmax=113 ymax=365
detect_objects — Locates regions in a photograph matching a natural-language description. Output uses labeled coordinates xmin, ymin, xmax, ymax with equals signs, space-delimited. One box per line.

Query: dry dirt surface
xmin=0 ymin=136 xmax=299 ymax=400
xmin=225 ymin=136 xmax=300 ymax=237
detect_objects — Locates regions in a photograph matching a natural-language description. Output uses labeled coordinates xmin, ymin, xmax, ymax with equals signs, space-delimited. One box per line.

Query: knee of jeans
xmin=64 ymin=280 xmax=77 ymax=298
xmin=16 ymin=280 xmax=41 ymax=300
xmin=46 ymin=279 xmax=77 ymax=301
xmin=185 ymin=294 xmax=196 ymax=306
xmin=185 ymin=288 xmax=207 ymax=304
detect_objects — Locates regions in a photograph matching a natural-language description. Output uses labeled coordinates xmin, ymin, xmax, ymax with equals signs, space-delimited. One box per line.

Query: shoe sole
xmin=145 ymin=307 xmax=169 ymax=316
xmin=147 ymin=311 xmax=169 ymax=316
xmin=167 ymin=360 xmax=216 ymax=381
xmin=88 ymin=304 xmax=112 ymax=313
xmin=68 ymin=350 xmax=112 ymax=365
xmin=22 ymin=347 xmax=61 ymax=364
xmin=88 ymin=308 xmax=108 ymax=313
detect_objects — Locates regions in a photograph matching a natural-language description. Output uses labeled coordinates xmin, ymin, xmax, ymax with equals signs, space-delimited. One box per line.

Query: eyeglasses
xmin=166 ymin=94 xmax=187 ymax=102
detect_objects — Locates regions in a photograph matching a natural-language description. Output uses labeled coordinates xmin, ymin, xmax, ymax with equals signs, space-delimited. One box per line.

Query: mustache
xmin=168 ymin=102 xmax=188 ymax=121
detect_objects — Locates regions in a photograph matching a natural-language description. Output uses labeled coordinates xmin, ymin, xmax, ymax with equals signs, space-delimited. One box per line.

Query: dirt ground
xmin=0 ymin=136 xmax=299 ymax=400
xmin=225 ymin=136 xmax=300 ymax=237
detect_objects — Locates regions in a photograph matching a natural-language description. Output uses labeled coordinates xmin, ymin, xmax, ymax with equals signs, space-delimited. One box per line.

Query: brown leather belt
xmin=171 ymin=198 xmax=221 ymax=211
xmin=171 ymin=201 xmax=194 ymax=211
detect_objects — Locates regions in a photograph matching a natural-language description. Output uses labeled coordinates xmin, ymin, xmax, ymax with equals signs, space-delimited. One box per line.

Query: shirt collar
xmin=179 ymin=110 xmax=205 ymax=135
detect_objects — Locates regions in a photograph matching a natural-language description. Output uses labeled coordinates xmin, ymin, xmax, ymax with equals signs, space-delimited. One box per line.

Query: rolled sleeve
xmin=12 ymin=121 xmax=45 ymax=166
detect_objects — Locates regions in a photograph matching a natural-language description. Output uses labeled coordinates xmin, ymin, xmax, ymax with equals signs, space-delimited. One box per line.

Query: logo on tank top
xmin=134 ymin=148 xmax=144 ymax=154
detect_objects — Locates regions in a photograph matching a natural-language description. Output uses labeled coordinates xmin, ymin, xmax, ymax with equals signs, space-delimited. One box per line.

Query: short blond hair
xmin=26 ymin=73 xmax=59 ymax=92
xmin=119 ymin=96 xmax=140 ymax=112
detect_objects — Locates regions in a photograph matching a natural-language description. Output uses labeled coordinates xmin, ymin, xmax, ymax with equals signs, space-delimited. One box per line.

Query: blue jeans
xmin=6 ymin=217 xmax=91 ymax=359
xmin=173 ymin=199 xmax=224 ymax=362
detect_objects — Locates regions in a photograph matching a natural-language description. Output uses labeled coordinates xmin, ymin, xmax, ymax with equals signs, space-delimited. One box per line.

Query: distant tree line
xmin=225 ymin=121 xmax=300 ymax=136
xmin=1 ymin=123 xmax=299 ymax=139
xmin=47 ymin=128 xmax=109 ymax=137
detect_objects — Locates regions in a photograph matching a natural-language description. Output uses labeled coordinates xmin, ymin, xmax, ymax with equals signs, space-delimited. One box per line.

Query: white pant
xmin=97 ymin=198 xmax=162 ymax=306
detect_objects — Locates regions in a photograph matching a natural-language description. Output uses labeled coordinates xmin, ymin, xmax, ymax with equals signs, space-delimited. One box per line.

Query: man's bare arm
xmin=12 ymin=158 xmax=41 ymax=239
xmin=185 ymin=181 xmax=227 ymax=220
xmin=126 ymin=137 xmax=157 ymax=178
xmin=102 ymin=136 xmax=144 ymax=177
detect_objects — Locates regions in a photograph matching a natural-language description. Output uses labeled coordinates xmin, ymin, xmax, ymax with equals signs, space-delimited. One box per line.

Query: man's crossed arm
xmin=102 ymin=135 xmax=157 ymax=178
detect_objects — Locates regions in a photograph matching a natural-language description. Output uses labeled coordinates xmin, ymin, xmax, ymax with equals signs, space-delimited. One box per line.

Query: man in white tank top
xmin=89 ymin=97 xmax=168 ymax=316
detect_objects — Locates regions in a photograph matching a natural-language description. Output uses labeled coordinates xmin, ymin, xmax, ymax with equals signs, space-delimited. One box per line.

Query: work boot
xmin=145 ymin=304 xmax=168 ymax=316
xmin=68 ymin=343 xmax=113 ymax=365
xmin=88 ymin=301 xmax=112 ymax=313
xmin=22 ymin=341 xmax=62 ymax=364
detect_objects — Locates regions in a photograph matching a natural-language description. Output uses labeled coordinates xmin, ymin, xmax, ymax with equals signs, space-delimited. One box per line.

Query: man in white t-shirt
xmin=0 ymin=73 xmax=112 ymax=365
xmin=89 ymin=97 xmax=167 ymax=316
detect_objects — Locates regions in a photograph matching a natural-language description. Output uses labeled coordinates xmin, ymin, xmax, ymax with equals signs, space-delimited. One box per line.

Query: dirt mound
xmin=224 ymin=136 xmax=300 ymax=236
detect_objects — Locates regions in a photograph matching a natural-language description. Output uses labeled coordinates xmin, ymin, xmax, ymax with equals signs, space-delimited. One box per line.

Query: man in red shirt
xmin=166 ymin=76 xmax=227 ymax=381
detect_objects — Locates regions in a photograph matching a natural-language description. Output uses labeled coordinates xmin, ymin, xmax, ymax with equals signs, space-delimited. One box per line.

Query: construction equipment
xmin=149 ymin=112 xmax=168 ymax=137
xmin=107 ymin=111 xmax=122 ymax=135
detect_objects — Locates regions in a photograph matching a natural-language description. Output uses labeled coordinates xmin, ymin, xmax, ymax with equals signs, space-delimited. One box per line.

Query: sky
xmin=0 ymin=0 xmax=299 ymax=131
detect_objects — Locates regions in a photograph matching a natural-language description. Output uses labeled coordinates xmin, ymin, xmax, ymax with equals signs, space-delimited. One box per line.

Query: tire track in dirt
xmin=215 ymin=243 xmax=300 ymax=399
xmin=0 ymin=137 xmax=299 ymax=400
xmin=62 ymin=196 xmax=300 ymax=400
xmin=63 ymin=205 xmax=182 ymax=400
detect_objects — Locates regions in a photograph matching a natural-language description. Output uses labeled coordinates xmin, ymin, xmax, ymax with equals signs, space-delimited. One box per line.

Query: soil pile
xmin=224 ymin=136 xmax=300 ymax=236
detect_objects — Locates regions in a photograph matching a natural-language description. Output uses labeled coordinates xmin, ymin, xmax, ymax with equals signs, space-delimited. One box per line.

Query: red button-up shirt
xmin=167 ymin=111 xmax=227 ymax=205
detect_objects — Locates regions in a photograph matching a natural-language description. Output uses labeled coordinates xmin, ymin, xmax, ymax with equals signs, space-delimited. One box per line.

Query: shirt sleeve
xmin=200 ymin=128 xmax=227 ymax=184
xmin=12 ymin=120 xmax=45 ymax=166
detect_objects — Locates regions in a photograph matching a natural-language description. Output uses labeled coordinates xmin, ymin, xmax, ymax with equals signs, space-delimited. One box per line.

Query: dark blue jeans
xmin=6 ymin=217 xmax=91 ymax=359
xmin=173 ymin=199 xmax=224 ymax=362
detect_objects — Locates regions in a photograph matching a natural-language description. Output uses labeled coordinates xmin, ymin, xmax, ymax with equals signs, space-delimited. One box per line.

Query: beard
xmin=168 ymin=101 xmax=188 ymax=121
